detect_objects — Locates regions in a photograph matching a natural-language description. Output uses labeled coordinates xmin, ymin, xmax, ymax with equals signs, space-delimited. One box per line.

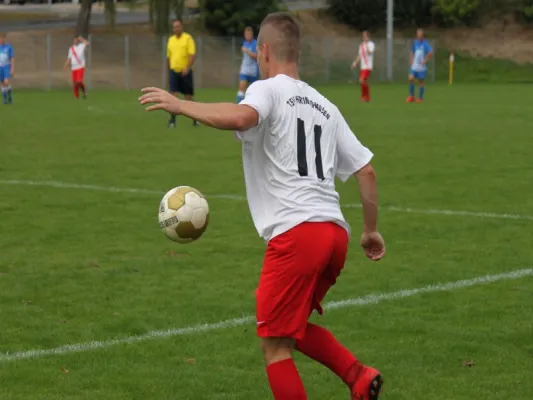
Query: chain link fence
xmin=10 ymin=33 xmax=436 ymax=90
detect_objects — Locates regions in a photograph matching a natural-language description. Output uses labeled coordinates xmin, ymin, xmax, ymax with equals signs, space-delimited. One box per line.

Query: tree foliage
xmin=432 ymin=0 xmax=480 ymax=26
xmin=327 ymin=0 xmax=533 ymax=28
xmin=202 ymin=0 xmax=282 ymax=36
xmin=327 ymin=0 xmax=434 ymax=29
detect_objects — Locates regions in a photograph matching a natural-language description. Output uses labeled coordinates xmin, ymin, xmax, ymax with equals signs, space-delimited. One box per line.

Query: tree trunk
xmin=171 ymin=0 xmax=185 ymax=20
xmin=148 ymin=0 xmax=155 ymax=25
xmin=154 ymin=0 xmax=170 ymax=35
xmin=76 ymin=0 xmax=93 ymax=37
xmin=104 ymin=0 xmax=116 ymax=29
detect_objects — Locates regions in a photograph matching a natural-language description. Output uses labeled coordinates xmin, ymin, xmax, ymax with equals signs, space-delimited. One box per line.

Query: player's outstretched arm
xmin=354 ymin=163 xmax=385 ymax=261
xmin=78 ymin=36 xmax=90 ymax=46
xmin=139 ymin=87 xmax=258 ymax=131
xmin=351 ymin=55 xmax=360 ymax=70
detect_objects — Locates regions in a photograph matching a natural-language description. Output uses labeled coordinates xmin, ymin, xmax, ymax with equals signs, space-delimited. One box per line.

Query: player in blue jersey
xmin=0 ymin=33 xmax=15 ymax=105
xmin=406 ymin=29 xmax=432 ymax=103
xmin=236 ymin=27 xmax=259 ymax=103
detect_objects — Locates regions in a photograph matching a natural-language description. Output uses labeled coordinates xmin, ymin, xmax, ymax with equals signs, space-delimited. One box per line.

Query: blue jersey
xmin=240 ymin=39 xmax=258 ymax=77
xmin=0 ymin=43 xmax=14 ymax=68
xmin=411 ymin=39 xmax=432 ymax=72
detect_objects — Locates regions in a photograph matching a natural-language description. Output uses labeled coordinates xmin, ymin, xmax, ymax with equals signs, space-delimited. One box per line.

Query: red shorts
xmin=360 ymin=69 xmax=372 ymax=81
xmin=72 ymin=68 xmax=85 ymax=83
xmin=256 ymin=222 xmax=348 ymax=340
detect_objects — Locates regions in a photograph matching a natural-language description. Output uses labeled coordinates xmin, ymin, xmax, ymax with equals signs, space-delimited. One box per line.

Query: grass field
xmin=1 ymin=84 xmax=533 ymax=400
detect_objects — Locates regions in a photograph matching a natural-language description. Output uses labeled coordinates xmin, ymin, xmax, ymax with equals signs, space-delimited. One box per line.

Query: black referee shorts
xmin=169 ymin=69 xmax=194 ymax=96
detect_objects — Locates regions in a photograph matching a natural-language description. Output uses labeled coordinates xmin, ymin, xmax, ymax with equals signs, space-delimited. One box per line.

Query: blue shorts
xmin=239 ymin=73 xmax=258 ymax=83
xmin=0 ymin=66 xmax=11 ymax=82
xmin=410 ymin=69 xmax=426 ymax=80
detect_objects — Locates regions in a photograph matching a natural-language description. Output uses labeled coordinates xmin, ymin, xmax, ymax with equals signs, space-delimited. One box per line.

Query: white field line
xmin=1 ymin=179 xmax=533 ymax=221
xmin=0 ymin=268 xmax=531 ymax=363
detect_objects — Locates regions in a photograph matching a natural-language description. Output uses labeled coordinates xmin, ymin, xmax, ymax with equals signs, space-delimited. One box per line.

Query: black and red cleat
xmin=351 ymin=367 xmax=384 ymax=400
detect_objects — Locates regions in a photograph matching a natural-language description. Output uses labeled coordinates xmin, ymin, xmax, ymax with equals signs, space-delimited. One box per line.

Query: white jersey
xmin=359 ymin=41 xmax=375 ymax=70
xmin=68 ymin=43 xmax=87 ymax=71
xmin=239 ymin=74 xmax=373 ymax=242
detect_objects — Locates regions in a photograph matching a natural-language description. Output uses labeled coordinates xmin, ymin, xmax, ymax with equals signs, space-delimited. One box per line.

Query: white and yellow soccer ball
xmin=158 ymin=186 xmax=209 ymax=243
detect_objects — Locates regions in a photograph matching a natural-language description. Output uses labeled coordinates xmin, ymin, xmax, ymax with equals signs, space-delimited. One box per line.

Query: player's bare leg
xmin=296 ymin=323 xmax=383 ymax=400
xmin=79 ymin=81 xmax=87 ymax=99
xmin=261 ymin=337 xmax=307 ymax=400
xmin=1 ymin=81 xmax=8 ymax=104
xmin=417 ymin=79 xmax=425 ymax=102
xmin=184 ymin=94 xmax=198 ymax=126
xmin=237 ymin=79 xmax=247 ymax=103
xmin=4 ymin=79 xmax=12 ymax=104
xmin=406 ymin=74 xmax=415 ymax=102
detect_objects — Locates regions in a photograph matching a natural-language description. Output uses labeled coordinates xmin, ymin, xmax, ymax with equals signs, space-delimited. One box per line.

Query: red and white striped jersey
xmin=358 ymin=41 xmax=375 ymax=70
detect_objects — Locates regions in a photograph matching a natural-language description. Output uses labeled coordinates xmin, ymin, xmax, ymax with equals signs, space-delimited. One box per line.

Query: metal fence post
xmin=197 ymin=36 xmax=203 ymax=89
xmin=232 ymin=36 xmax=237 ymax=88
xmin=431 ymin=40 xmax=437 ymax=82
xmin=88 ymin=34 xmax=93 ymax=90
xmin=324 ymin=37 xmax=330 ymax=83
xmin=161 ymin=35 xmax=166 ymax=88
xmin=46 ymin=33 xmax=52 ymax=91
xmin=125 ymin=35 xmax=130 ymax=89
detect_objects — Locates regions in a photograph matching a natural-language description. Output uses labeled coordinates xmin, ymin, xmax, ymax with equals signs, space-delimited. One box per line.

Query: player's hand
xmin=360 ymin=231 xmax=385 ymax=261
xmin=351 ymin=62 xmax=357 ymax=70
xmin=181 ymin=68 xmax=190 ymax=76
xmin=10 ymin=68 xmax=14 ymax=76
xmin=241 ymin=46 xmax=247 ymax=53
xmin=139 ymin=87 xmax=182 ymax=114
xmin=421 ymin=59 xmax=426 ymax=66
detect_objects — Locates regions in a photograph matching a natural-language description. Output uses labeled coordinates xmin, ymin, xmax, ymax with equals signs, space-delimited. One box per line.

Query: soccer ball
xmin=158 ymin=186 xmax=209 ymax=243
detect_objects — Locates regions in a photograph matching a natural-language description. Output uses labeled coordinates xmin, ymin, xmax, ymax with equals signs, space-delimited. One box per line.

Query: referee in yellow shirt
xmin=167 ymin=19 xmax=197 ymax=128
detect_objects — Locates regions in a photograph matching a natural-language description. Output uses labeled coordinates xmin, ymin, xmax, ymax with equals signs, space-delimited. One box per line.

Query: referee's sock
xmin=237 ymin=91 xmax=244 ymax=103
xmin=6 ymin=85 xmax=12 ymax=103
xmin=1 ymin=86 xmax=7 ymax=104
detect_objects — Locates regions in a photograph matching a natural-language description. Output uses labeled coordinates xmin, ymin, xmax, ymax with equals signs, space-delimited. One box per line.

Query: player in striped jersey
xmin=351 ymin=31 xmax=375 ymax=102
xmin=236 ymin=27 xmax=259 ymax=103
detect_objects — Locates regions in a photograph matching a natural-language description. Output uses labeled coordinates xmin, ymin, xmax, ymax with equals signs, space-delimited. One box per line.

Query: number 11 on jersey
xmin=297 ymin=118 xmax=325 ymax=180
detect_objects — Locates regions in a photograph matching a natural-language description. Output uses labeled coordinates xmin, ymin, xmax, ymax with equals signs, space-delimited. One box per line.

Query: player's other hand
xmin=360 ymin=231 xmax=385 ymax=261
xmin=241 ymin=46 xmax=247 ymax=53
xmin=351 ymin=62 xmax=357 ymax=70
xmin=139 ymin=87 xmax=181 ymax=114
xmin=182 ymin=68 xmax=190 ymax=76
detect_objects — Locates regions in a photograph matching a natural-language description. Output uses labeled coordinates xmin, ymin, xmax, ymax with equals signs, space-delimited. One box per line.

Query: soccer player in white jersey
xmin=351 ymin=31 xmax=375 ymax=102
xmin=139 ymin=12 xmax=385 ymax=400
xmin=63 ymin=36 xmax=89 ymax=100
xmin=237 ymin=26 xmax=259 ymax=103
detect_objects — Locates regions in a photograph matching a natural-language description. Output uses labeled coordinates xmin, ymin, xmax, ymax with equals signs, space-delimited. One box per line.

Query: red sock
xmin=74 ymin=83 xmax=79 ymax=98
xmin=360 ymin=82 xmax=365 ymax=98
xmin=266 ymin=359 xmax=307 ymax=400
xmin=296 ymin=323 xmax=364 ymax=388
xmin=364 ymin=83 xmax=370 ymax=99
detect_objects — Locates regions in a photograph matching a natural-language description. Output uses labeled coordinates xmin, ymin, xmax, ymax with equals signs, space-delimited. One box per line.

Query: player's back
xmin=240 ymin=74 xmax=372 ymax=242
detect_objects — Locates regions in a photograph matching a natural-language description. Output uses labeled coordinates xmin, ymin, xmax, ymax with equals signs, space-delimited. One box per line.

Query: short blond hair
xmin=258 ymin=12 xmax=300 ymax=63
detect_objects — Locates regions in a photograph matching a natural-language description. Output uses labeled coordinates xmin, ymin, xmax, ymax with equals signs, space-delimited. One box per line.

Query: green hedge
xmin=432 ymin=0 xmax=480 ymax=27
xmin=202 ymin=0 xmax=281 ymax=36
xmin=328 ymin=0 xmax=533 ymax=28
